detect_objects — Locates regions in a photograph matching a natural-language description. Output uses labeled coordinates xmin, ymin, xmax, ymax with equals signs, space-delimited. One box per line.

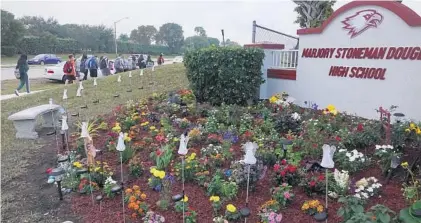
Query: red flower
xmin=155 ymin=134 xmax=165 ymax=142
xmin=244 ymin=131 xmax=253 ymax=138
xmin=318 ymin=175 xmax=325 ymax=181
xmin=273 ymin=164 xmax=281 ymax=172
xmin=309 ymin=181 xmax=316 ymax=187
xmin=280 ymin=171 xmax=286 ymax=177
xmin=281 ymin=159 xmax=287 ymax=165
xmin=335 ymin=136 xmax=342 ymax=142
xmin=357 ymin=123 xmax=364 ymax=132
xmin=186 ymin=212 xmax=191 ymax=216
xmin=312 ymin=143 xmax=318 ymax=148
xmin=156 ymin=150 xmax=162 ymax=156
xmin=287 ymin=165 xmax=297 ymax=173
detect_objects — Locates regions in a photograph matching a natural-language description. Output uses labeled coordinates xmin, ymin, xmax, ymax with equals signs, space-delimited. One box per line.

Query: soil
xmin=66 ymin=106 xmax=414 ymax=223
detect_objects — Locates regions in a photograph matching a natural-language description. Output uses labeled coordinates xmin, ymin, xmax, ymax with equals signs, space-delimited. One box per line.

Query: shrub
xmin=184 ymin=46 xmax=265 ymax=105
xmin=1 ymin=46 xmax=16 ymax=56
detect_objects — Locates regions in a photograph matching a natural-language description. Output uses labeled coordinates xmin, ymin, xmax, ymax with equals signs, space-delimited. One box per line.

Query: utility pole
xmin=114 ymin=17 xmax=129 ymax=56
xmin=221 ymin=29 xmax=225 ymax=47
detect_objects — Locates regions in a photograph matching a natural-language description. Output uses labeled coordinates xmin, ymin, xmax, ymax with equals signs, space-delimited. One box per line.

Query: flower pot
xmin=313 ymin=211 xmax=328 ymax=222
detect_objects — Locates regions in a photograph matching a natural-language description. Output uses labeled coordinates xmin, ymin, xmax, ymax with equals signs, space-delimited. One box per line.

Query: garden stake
xmin=81 ymin=122 xmax=94 ymax=205
xmin=116 ymin=132 xmax=126 ymax=223
xmin=48 ymin=98 xmax=60 ymax=155
xmin=175 ymin=132 xmax=189 ymax=223
xmin=127 ymin=71 xmax=132 ymax=92
xmin=242 ymin=142 xmax=257 ymax=223
xmin=319 ymin=144 xmax=336 ymax=223
xmin=61 ymin=115 xmax=69 ymax=152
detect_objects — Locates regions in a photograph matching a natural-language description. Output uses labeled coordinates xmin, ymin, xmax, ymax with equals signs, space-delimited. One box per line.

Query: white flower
xmin=291 ymin=112 xmax=301 ymax=121
xmin=349 ymin=157 xmax=355 ymax=162
xmin=375 ymin=145 xmax=381 ymax=150
xmin=358 ymin=185 xmax=365 ymax=190
xmin=355 ymin=189 xmax=360 ymax=192
xmin=362 ymin=192 xmax=369 ymax=199
xmin=367 ymin=187 xmax=373 ymax=192
xmin=361 ymin=158 xmax=366 ymax=162
xmin=355 ymin=194 xmax=361 ymax=199
xmin=346 ymin=152 xmax=351 ymax=157
xmin=386 ymin=145 xmax=394 ymax=149
xmin=339 ymin=149 xmax=346 ymax=153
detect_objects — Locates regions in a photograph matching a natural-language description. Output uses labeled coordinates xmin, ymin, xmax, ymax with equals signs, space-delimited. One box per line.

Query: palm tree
xmin=293 ymin=0 xmax=336 ymax=28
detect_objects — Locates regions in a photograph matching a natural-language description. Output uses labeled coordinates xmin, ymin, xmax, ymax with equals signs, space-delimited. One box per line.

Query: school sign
xmin=251 ymin=1 xmax=421 ymax=120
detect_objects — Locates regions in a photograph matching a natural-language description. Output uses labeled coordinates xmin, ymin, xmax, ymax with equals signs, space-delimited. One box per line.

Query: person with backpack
xmin=157 ymin=53 xmax=164 ymax=65
xmin=80 ymin=54 xmax=88 ymax=81
xmin=131 ymin=55 xmax=137 ymax=69
xmin=14 ymin=54 xmax=30 ymax=96
xmin=114 ymin=54 xmax=124 ymax=74
xmin=63 ymin=54 xmax=76 ymax=84
xmin=137 ymin=55 xmax=145 ymax=69
xmin=88 ymin=55 xmax=99 ymax=79
xmin=99 ymin=56 xmax=110 ymax=76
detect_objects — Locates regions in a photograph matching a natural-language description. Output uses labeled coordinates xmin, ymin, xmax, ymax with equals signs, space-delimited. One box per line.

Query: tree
xmin=157 ymin=23 xmax=184 ymax=53
xmin=207 ymin=37 xmax=220 ymax=47
xmin=293 ymin=0 xmax=335 ymax=28
xmin=1 ymin=10 xmax=25 ymax=55
xmin=119 ymin=33 xmax=129 ymax=41
xmin=225 ymin=39 xmax=241 ymax=47
xmin=129 ymin=25 xmax=157 ymax=45
xmin=194 ymin=26 xmax=207 ymax=37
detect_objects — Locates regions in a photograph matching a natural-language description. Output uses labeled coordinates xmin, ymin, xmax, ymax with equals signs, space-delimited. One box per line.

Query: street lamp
xmin=114 ymin=17 xmax=129 ymax=56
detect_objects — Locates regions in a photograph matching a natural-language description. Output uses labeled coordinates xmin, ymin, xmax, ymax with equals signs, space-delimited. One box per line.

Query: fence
xmin=252 ymin=20 xmax=299 ymax=50
xmin=271 ymin=50 xmax=299 ymax=69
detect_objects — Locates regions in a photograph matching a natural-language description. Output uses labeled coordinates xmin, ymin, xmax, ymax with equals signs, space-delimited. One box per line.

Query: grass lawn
xmin=1 ymin=53 xmax=177 ymax=65
xmin=1 ymin=64 xmax=188 ymax=222
xmin=1 ymin=78 xmax=62 ymax=95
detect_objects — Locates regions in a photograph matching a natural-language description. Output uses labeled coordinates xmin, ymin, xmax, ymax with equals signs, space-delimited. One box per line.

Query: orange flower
xmin=125 ymin=188 xmax=133 ymax=194
xmin=138 ymin=208 xmax=144 ymax=214
xmin=131 ymin=213 xmax=137 ymax=219
xmin=133 ymin=204 xmax=139 ymax=210
xmin=133 ymin=185 xmax=140 ymax=191
xmin=128 ymin=202 xmax=135 ymax=209
xmin=135 ymin=190 xmax=142 ymax=196
xmin=129 ymin=196 xmax=136 ymax=203
xmin=141 ymin=193 xmax=147 ymax=200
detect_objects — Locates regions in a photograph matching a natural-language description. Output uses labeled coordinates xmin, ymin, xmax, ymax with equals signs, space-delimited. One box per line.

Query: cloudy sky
xmin=2 ymin=0 xmax=421 ymax=46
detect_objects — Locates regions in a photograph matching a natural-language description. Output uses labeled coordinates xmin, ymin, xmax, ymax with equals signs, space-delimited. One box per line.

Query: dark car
xmin=28 ymin=54 xmax=61 ymax=65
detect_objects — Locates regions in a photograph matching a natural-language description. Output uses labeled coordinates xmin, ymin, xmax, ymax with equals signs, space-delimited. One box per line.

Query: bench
xmin=8 ymin=104 xmax=65 ymax=139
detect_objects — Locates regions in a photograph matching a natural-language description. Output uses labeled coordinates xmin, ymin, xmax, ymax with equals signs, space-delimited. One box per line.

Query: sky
xmin=2 ymin=0 xmax=421 ymax=46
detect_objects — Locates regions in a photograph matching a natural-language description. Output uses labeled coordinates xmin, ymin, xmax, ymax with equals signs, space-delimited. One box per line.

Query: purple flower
xmin=164 ymin=174 xmax=175 ymax=184
xmin=312 ymin=103 xmax=318 ymax=110
xmin=223 ymin=131 xmax=239 ymax=144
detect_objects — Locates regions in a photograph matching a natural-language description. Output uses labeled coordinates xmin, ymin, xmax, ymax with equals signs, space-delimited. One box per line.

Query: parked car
xmin=28 ymin=54 xmax=61 ymax=65
xmin=44 ymin=61 xmax=115 ymax=83
xmin=173 ymin=56 xmax=183 ymax=64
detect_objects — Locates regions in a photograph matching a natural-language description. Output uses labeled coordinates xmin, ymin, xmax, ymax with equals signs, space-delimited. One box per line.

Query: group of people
xmin=14 ymin=52 xmax=166 ymax=96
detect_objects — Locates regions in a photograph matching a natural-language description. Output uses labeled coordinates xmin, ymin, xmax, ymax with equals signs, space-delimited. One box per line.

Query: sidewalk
xmin=1 ymin=90 xmax=45 ymax=101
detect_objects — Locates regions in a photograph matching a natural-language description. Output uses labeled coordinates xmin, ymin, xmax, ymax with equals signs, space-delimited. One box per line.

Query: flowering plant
xmin=224 ymin=204 xmax=240 ymax=221
xmin=148 ymin=167 xmax=166 ymax=191
xmin=142 ymin=211 xmax=165 ymax=223
xmin=329 ymin=169 xmax=350 ymax=198
xmin=374 ymin=145 xmax=401 ymax=173
xmin=323 ymin=104 xmax=338 ymax=116
xmin=335 ymin=148 xmax=368 ymax=173
xmin=185 ymin=208 xmax=198 ymax=223
xmin=300 ymin=172 xmax=326 ymax=196
xmin=354 ymin=177 xmax=382 ymax=200
xmin=271 ymin=183 xmax=294 ymax=208
xmin=401 ymin=161 xmax=420 ymax=204
xmin=258 ymin=200 xmax=280 ymax=214
xmin=213 ymin=216 xmax=228 ymax=223
xmin=301 ymin=200 xmax=325 ymax=215
xmin=103 ymin=176 xmax=117 ymax=198
xmin=209 ymin=196 xmax=222 ymax=215
xmin=174 ymin=195 xmax=189 ymax=212
xmin=273 ymin=160 xmax=300 ymax=186
xmin=258 ymin=211 xmax=283 ymax=223
xmin=78 ymin=177 xmax=99 ymax=194
xmin=129 ymin=154 xmax=144 ymax=177
xmin=125 ymin=185 xmax=149 ymax=218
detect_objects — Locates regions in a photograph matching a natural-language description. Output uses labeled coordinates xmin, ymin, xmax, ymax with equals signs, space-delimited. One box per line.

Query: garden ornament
xmin=320 ymin=144 xmax=336 ymax=223
xmin=140 ymin=69 xmax=144 ymax=76
xmin=76 ymin=87 xmax=82 ymax=97
xmin=62 ymin=89 xmax=68 ymax=100
xmin=129 ymin=71 xmax=132 ymax=78
xmin=47 ymin=98 xmax=60 ymax=153
xmin=152 ymin=65 xmax=155 ymax=72
xmin=96 ymin=195 xmax=103 ymax=212
xmin=61 ymin=115 xmax=68 ymax=131
xmin=241 ymin=142 xmax=258 ymax=223
xmin=117 ymin=75 xmax=121 ymax=83
xmin=174 ymin=132 xmax=190 ymax=223
xmin=393 ymin=112 xmax=405 ymax=123
xmin=85 ymin=136 xmax=96 ymax=166
xmin=80 ymin=122 xmax=94 ymax=204
xmin=93 ymin=78 xmax=97 ymax=86
xmin=282 ymin=139 xmax=293 ymax=159
xmin=61 ymin=115 xmax=70 ymax=151
xmin=116 ymin=132 xmax=126 ymax=223
xmin=386 ymin=155 xmax=402 ymax=184
xmin=79 ymin=81 xmax=84 ymax=90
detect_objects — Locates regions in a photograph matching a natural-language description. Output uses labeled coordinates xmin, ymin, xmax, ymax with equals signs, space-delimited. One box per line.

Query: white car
xmin=44 ymin=61 xmax=113 ymax=82
xmin=173 ymin=56 xmax=183 ymax=63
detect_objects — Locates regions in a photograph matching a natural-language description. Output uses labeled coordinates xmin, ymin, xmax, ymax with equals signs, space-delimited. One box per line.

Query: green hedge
xmin=184 ymin=46 xmax=265 ymax=105
xmin=1 ymin=46 xmax=16 ymax=56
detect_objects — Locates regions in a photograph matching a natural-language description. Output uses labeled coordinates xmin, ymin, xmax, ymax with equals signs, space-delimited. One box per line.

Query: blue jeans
xmin=17 ymin=72 xmax=30 ymax=93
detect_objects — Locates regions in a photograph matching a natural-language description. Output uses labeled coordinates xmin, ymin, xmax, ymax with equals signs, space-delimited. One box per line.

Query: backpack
xmin=115 ymin=58 xmax=123 ymax=69
xmin=80 ymin=59 xmax=86 ymax=72
xmin=88 ymin=58 xmax=97 ymax=69
xmin=63 ymin=61 xmax=73 ymax=74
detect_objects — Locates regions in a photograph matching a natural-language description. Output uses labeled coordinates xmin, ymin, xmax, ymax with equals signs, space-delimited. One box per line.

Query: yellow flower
xmin=124 ymin=133 xmax=131 ymax=142
xmin=226 ymin=204 xmax=237 ymax=213
xmin=269 ymin=95 xmax=278 ymax=104
xmin=150 ymin=167 xmax=157 ymax=174
xmin=317 ymin=205 xmax=324 ymax=213
xmin=141 ymin=112 xmax=146 ymax=116
xmin=73 ymin=162 xmax=83 ymax=168
xmin=112 ymin=123 xmax=121 ymax=132
xmin=301 ymin=203 xmax=310 ymax=211
xmin=150 ymin=126 xmax=156 ymax=130
xmin=156 ymin=170 xmax=165 ymax=179
xmin=173 ymin=137 xmax=180 ymax=142
xmin=416 ymin=128 xmax=421 ymax=135
xmin=94 ymin=167 xmax=100 ymax=172
xmin=326 ymin=104 xmax=336 ymax=112
xmin=210 ymin=196 xmax=220 ymax=202
xmin=401 ymin=162 xmax=409 ymax=168
xmin=405 ymin=128 xmax=411 ymax=133
xmin=182 ymin=195 xmax=189 ymax=202
xmin=410 ymin=123 xmax=416 ymax=129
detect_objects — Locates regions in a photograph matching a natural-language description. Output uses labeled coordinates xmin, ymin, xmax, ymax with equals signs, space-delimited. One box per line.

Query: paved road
xmin=1 ymin=59 xmax=173 ymax=81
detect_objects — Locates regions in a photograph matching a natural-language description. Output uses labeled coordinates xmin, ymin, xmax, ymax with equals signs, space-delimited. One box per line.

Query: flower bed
xmin=58 ymin=90 xmax=421 ymax=222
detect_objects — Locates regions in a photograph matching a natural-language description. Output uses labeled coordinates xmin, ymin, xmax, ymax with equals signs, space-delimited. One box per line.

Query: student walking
xmin=63 ymin=54 xmax=77 ymax=83
xmin=14 ymin=54 xmax=30 ymax=96
xmin=114 ymin=54 xmax=124 ymax=74
xmin=88 ymin=55 xmax=99 ymax=79
xmin=80 ymin=54 xmax=88 ymax=81
xmin=99 ymin=56 xmax=110 ymax=76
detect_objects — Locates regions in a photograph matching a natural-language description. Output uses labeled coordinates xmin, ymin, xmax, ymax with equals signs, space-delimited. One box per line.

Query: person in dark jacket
xmin=15 ymin=54 xmax=30 ymax=96
xmin=88 ymin=55 xmax=99 ymax=78
xmin=80 ymin=54 xmax=88 ymax=81
xmin=99 ymin=56 xmax=110 ymax=76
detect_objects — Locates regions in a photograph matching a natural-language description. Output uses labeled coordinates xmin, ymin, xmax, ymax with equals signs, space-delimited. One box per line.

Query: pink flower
xmin=282 ymin=183 xmax=288 ymax=187
xmin=275 ymin=214 xmax=283 ymax=222
xmin=283 ymin=191 xmax=291 ymax=199
xmin=268 ymin=212 xmax=275 ymax=221
xmin=273 ymin=164 xmax=281 ymax=172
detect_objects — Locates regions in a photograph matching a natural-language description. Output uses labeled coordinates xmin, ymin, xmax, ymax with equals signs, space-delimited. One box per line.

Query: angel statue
xmin=116 ymin=132 xmax=126 ymax=152
xmin=321 ymin=144 xmax=336 ymax=168
xmin=242 ymin=142 xmax=258 ymax=165
xmin=178 ymin=133 xmax=190 ymax=155
xmin=85 ymin=135 xmax=97 ymax=166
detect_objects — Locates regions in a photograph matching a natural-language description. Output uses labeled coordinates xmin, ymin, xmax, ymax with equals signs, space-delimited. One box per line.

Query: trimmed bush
xmin=1 ymin=46 xmax=16 ymax=56
xmin=184 ymin=46 xmax=265 ymax=105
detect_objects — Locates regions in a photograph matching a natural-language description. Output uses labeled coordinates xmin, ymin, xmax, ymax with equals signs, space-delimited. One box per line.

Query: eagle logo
xmin=341 ymin=9 xmax=383 ymax=38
